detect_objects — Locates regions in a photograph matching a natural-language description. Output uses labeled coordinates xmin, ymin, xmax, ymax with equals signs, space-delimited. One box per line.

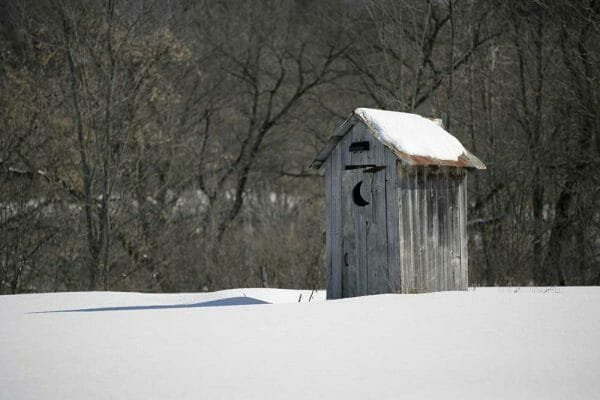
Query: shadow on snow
xmin=28 ymin=296 xmax=270 ymax=314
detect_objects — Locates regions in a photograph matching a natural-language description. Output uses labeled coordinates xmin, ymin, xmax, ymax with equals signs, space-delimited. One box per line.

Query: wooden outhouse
xmin=311 ymin=108 xmax=485 ymax=299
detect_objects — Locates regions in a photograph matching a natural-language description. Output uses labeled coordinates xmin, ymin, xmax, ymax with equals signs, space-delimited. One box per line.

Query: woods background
xmin=1 ymin=0 xmax=599 ymax=294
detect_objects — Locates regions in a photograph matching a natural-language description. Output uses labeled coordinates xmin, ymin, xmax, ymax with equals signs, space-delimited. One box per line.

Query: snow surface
xmin=1 ymin=287 xmax=600 ymax=400
xmin=355 ymin=108 xmax=466 ymax=161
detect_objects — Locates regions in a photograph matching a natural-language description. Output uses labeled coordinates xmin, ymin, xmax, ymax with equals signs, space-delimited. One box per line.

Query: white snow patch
xmin=1 ymin=287 xmax=599 ymax=400
xmin=355 ymin=108 xmax=466 ymax=161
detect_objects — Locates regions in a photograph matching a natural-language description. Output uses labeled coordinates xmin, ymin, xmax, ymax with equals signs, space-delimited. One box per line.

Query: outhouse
xmin=311 ymin=108 xmax=485 ymax=299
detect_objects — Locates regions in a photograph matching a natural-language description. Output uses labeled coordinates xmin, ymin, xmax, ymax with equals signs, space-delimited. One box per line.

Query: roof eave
xmin=309 ymin=113 xmax=358 ymax=169
xmin=310 ymin=110 xmax=487 ymax=170
xmin=390 ymin=148 xmax=486 ymax=169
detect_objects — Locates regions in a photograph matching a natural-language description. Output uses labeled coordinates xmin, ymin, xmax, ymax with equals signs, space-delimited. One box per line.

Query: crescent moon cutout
xmin=352 ymin=181 xmax=369 ymax=207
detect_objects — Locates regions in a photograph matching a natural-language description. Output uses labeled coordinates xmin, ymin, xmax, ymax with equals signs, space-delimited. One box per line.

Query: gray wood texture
xmin=365 ymin=150 xmax=388 ymax=294
xmin=397 ymin=166 xmax=468 ymax=293
xmin=324 ymin=156 xmax=333 ymax=297
xmin=341 ymin=169 xmax=358 ymax=297
xmin=326 ymin=122 xmax=399 ymax=298
xmin=325 ymin=143 xmax=343 ymax=299
xmin=385 ymin=151 xmax=400 ymax=292
xmin=324 ymin=121 xmax=469 ymax=298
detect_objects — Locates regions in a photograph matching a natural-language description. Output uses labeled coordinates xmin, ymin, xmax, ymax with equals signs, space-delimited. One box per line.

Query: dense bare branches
xmin=1 ymin=0 xmax=599 ymax=293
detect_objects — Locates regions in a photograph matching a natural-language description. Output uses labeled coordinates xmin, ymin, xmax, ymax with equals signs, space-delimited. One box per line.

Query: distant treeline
xmin=1 ymin=0 xmax=599 ymax=293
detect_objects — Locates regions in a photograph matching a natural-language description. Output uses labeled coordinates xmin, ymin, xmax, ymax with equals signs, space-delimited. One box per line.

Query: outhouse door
xmin=341 ymin=166 xmax=389 ymax=297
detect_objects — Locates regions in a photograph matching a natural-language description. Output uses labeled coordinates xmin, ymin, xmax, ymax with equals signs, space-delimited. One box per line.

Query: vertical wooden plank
xmin=329 ymin=145 xmax=343 ymax=299
xmin=459 ymin=174 xmax=469 ymax=290
xmin=420 ymin=169 xmax=427 ymax=292
xmin=438 ymin=175 xmax=445 ymax=291
xmin=446 ymin=172 xmax=453 ymax=290
xmin=411 ymin=167 xmax=421 ymax=292
xmin=430 ymin=172 xmax=439 ymax=292
xmin=349 ymin=124 xmax=358 ymax=166
xmin=350 ymin=123 xmax=365 ymax=166
xmin=341 ymin=126 xmax=353 ymax=167
xmin=446 ymin=172 xmax=454 ymax=290
xmin=413 ymin=169 xmax=418 ymax=292
xmin=409 ymin=167 xmax=417 ymax=293
xmin=418 ymin=168 xmax=427 ymax=292
xmin=399 ymin=166 xmax=410 ymax=293
xmin=450 ymin=171 xmax=461 ymax=289
xmin=353 ymin=122 xmax=370 ymax=165
xmin=398 ymin=165 xmax=408 ymax=293
xmin=455 ymin=173 xmax=462 ymax=290
xmin=341 ymin=169 xmax=357 ymax=297
xmin=437 ymin=174 xmax=445 ymax=291
xmin=366 ymin=123 xmax=386 ymax=166
xmin=437 ymin=171 xmax=445 ymax=291
xmin=407 ymin=167 xmax=415 ymax=293
xmin=385 ymin=152 xmax=400 ymax=292
xmin=424 ymin=169 xmax=432 ymax=292
xmin=355 ymin=171 xmax=368 ymax=296
xmin=439 ymin=171 xmax=449 ymax=291
xmin=419 ymin=168 xmax=426 ymax=292
xmin=325 ymin=157 xmax=333 ymax=298
xmin=431 ymin=171 xmax=437 ymax=291
xmin=366 ymin=160 xmax=387 ymax=294
xmin=365 ymin=170 xmax=375 ymax=295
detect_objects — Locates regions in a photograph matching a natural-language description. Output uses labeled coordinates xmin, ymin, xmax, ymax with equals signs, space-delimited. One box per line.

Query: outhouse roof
xmin=310 ymin=108 xmax=486 ymax=170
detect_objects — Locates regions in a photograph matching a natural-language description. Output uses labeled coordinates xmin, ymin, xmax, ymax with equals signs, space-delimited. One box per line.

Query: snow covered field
xmin=1 ymin=287 xmax=599 ymax=399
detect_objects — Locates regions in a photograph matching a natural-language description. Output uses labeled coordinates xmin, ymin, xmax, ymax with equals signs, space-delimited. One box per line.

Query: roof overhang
xmin=310 ymin=110 xmax=486 ymax=170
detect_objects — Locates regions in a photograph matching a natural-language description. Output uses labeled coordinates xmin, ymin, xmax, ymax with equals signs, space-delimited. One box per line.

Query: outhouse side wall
xmin=324 ymin=121 xmax=400 ymax=299
xmin=397 ymin=166 xmax=468 ymax=293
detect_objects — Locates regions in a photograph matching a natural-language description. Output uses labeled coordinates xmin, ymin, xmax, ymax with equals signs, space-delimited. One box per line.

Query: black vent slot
xmin=349 ymin=141 xmax=370 ymax=152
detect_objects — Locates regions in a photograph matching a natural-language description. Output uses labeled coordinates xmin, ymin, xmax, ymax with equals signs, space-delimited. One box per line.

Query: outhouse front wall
xmin=324 ymin=121 xmax=400 ymax=299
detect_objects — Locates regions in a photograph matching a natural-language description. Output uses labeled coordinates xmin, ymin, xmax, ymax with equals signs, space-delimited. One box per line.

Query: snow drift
xmin=1 ymin=287 xmax=599 ymax=399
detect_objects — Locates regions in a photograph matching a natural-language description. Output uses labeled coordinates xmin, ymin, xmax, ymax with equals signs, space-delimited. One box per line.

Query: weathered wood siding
xmin=325 ymin=121 xmax=469 ymax=298
xmin=325 ymin=143 xmax=343 ymax=299
xmin=325 ymin=122 xmax=400 ymax=298
xmin=397 ymin=166 xmax=468 ymax=293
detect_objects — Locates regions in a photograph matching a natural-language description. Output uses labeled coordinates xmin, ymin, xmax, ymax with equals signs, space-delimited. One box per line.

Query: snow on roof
xmin=310 ymin=108 xmax=485 ymax=169
xmin=354 ymin=108 xmax=465 ymax=162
